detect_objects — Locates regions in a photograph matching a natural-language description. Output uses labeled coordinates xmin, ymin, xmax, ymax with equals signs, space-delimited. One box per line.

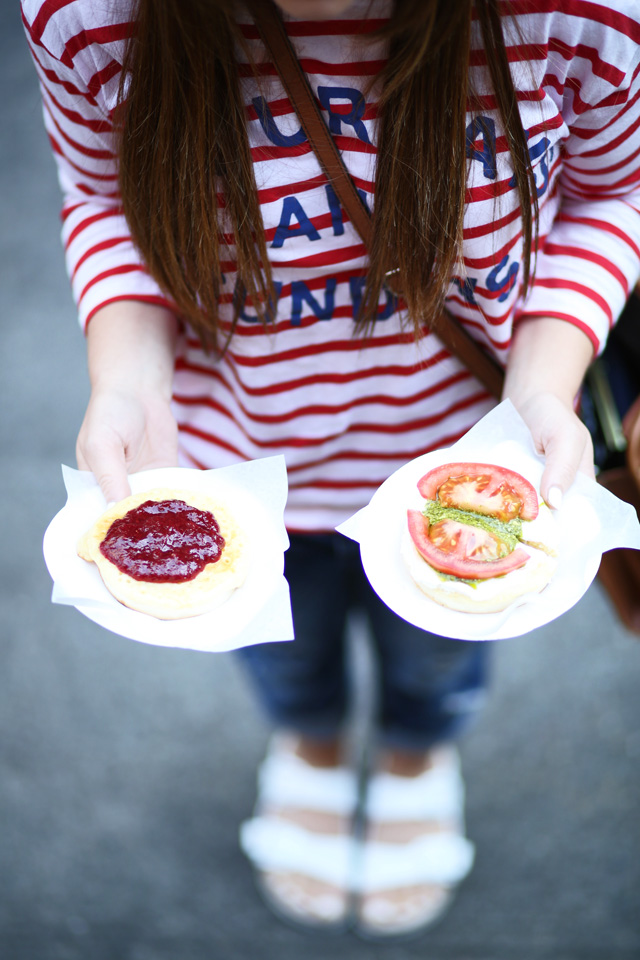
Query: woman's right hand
xmin=77 ymin=384 xmax=178 ymax=504
xmin=76 ymin=301 xmax=180 ymax=504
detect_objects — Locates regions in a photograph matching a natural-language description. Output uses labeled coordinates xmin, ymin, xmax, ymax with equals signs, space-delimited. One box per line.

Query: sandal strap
xmin=357 ymin=832 xmax=475 ymax=892
xmin=257 ymin=750 xmax=358 ymax=816
xmin=365 ymin=751 xmax=464 ymax=823
xmin=239 ymin=816 xmax=356 ymax=886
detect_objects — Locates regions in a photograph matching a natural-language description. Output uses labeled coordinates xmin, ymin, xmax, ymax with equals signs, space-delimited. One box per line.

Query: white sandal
xmin=355 ymin=747 xmax=475 ymax=939
xmin=239 ymin=735 xmax=359 ymax=931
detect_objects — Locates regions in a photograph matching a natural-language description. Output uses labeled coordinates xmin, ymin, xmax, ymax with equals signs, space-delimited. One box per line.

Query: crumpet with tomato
xmin=77 ymin=488 xmax=248 ymax=619
xmin=402 ymin=463 xmax=558 ymax=613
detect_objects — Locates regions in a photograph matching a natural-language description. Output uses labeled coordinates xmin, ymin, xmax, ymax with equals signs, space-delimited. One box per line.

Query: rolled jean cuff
xmin=262 ymin=706 xmax=347 ymax=742
xmin=376 ymin=688 xmax=487 ymax=752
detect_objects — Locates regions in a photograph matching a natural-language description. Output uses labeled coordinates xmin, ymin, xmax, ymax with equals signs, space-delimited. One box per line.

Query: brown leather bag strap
xmin=251 ymin=1 xmax=505 ymax=400
xmin=250 ymin=1 xmax=373 ymax=247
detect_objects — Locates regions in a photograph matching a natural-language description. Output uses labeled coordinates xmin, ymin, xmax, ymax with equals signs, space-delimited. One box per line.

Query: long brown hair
xmin=117 ymin=0 xmax=537 ymax=349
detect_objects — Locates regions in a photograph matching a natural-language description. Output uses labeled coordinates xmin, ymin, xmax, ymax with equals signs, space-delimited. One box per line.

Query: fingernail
xmin=547 ymin=486 xmax=563 ymax=510
xmin=106 ymin=501 xmax=116 ymax=509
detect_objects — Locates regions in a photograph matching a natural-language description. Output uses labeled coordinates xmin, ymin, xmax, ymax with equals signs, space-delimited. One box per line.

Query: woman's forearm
xmin=503 ymin=316 xmax=594 ymax=408
xmin=86 ymin=300 xmax=179 ymax=396
xmin=77 ymin=300 xmax=180 ymax=502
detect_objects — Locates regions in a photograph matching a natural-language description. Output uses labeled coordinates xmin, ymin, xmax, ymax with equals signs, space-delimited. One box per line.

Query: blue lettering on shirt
xmin=510 ymin=136 xmax=551 ymax=197
xmin=486 ymin=255 xmax=519 ymax=302
xmin=235 ymin=274 xmax=399 ymax=326
xmin=349 ymin=275 xmax=397 ymax=320
xmin=317 ymin=86 xmax=371 ymax=143
xmin=465 ymin=116 xmax=497 ymax=180
xmin=271 ymin=196 xmax=322 ymax=248
xmin=251 ymin=96 xmax=306 ymax=147
xmin=234 ymin=279 xmax=284 ymax=323
xmin=325 ymin=183 xmax=371 ymax=237
xmin=325 ymin=184 xmax=345 ymax=236
xmin=452 ymin=276 xmax=478 ymax=305
xmin=290 ymin=278 xmax=337 ymax=326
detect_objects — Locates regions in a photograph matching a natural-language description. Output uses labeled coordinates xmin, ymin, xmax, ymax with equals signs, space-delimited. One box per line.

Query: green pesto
xmin=422 ymin=499 xmax=523 ymax=552
xmin=435 ymin=571 xmax=480 ymax=588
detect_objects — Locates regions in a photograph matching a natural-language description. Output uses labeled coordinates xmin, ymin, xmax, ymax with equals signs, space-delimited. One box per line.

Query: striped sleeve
xmin=516 ymin=2 xmax=640 ymax=353
xmin=20 ymin=0 xmax=173 ymax=329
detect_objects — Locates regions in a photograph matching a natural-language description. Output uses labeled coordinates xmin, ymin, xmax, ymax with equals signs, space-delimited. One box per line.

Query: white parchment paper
xmin=337 ymin=401 xmax=640 ymax=641
xmin=42 ymin=457 xmax=293 ymax=652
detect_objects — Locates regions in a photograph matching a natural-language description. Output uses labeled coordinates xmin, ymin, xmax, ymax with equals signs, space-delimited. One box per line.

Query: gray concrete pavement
xmin=2 ymin=5 xmax=640 ymax=959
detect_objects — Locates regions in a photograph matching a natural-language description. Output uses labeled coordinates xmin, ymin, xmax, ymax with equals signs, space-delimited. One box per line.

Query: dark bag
xmin=580 ymin=291 xmax=640 ymax=633
xmin=252 ymin=1 xmax=640 ymax=633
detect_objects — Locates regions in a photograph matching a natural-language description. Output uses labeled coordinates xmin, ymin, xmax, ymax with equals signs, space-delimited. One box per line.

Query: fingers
xmin=75 ymin=390 xmax=178 ymax=505
xmin=514 ymin=392 xmax=595 ymax=509
xmin=539 ymin=417 xmax=594 ymax=507
xmin=77 ymin=430 xmax=132 ymax=504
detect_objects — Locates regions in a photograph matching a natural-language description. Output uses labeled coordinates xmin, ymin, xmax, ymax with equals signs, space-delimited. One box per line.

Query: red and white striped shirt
xmin=22 ymin=0 xmax=640 ymax=530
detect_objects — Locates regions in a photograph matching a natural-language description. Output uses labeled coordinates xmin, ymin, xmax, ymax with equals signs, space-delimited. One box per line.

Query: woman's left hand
xmin=512 ymin=391 xmax=594 ymax=509
xmin=503 ymin=316 xmax=596 ymax=509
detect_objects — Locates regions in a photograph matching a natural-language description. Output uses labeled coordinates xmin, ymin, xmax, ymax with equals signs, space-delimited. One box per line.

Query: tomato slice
xmin=407 ymin=509 xmax=530 ymax=580
xmin=428 ymin=518 xmax=511 ymax=562
xmin=417 ymin=462 xmax=539 ymax=521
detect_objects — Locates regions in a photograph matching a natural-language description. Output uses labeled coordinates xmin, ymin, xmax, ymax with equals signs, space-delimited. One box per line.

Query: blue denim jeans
xmin=236 ymin=533 xmax=489 ymax=751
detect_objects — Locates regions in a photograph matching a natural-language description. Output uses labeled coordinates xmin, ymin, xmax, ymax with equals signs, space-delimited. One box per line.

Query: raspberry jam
xmin=100 ymin=499 xmax=225 ymax=583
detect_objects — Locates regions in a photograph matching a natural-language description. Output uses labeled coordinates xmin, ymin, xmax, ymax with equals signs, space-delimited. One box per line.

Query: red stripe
xmin=84 ymin=294 xmax=174 ymax=330
xmin=65 ymin=207 xmax=124 ymax=246
xmin=71 ymin=236 xmax=131 ymax=279
xmin=542 ymin=243 xmax=629 ymax=292
xmin=26 ymin=0 xmax=75 ymax=43
xmin=177 ymin=348 xmax=450 ymax=397
xmin=222 ymin=328 xmax=428 ymax=370
xmin=515 ymin=310 xmax=602 ymax=351
xmin=42 ymin=84 xmax=112 ymax=134
xmin=568 ymin=87 xmax=640 ymax=149
xmin=60 ymin=23 xmax=134 ymax=69
xmin=251 ymin=142 xmax=313 ymax=163
xmin=238 ymin=57 xmax=386 ymax=79
xmin=250 ymin=135 xmax=375 ymax=162
xmin=257 ymin=174 xmax=334 ymax=205
xmin=463 ymin=228 xmax=523 ymax=271
xmin=173 ymin=370 xmax=471 ymax=426
xmin=86 ymin=59 xmax=121 ymax=100
xmin=267 ymin=242 xmax=367 ymax=271
xmin=528 ymin=278 xmax=613 ymax=321
xmin=45 ymin=101 xmax=115 ymax=161
xmin=246 ymin=95 xmax=378 ymax=124
xmin=178 ymin=420 xmax=491 ymax=490
xmin=284 ymin=427 xmax=474 ymax=474
xmin=470 ymin=41 xmax=624 ymax=88
xmin=31 ymin=57 xmax=100 ymax=108
xmin=566 ymin=135 xmax=640 ymax=178
xmin=47 ymin=131 xmax=118 ymax=182
xmin=79 ymin=263 xmax=146 ymax=302
xmin=177 ymin=425 xmax=248 ymax=461
xmin=441 ymin=302 xmax=514 ymax=348
xmin=504 ymin=0 xmax=640 ymax=45
xmin=562 ymin=166 xmax=640 ymax=196
xmin=262 ymin=209 xmax=348 ymax=244
xmin=176 ymin=392 xmax=487 ymax=453
xmin=556 ymin=212 xmax=640 ymax=261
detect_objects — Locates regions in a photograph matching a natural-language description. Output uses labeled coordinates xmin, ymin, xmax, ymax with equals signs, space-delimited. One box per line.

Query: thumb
xmin=76 ymin=438 xmax=131 ymax=505
xmin=539 ymin=423 xmax=594 ymax=509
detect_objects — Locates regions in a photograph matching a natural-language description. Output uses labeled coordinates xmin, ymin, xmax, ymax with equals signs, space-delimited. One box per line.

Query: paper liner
xmin=43 ymin=457 xmax=293 ymax=652
xmin=337 ymin=401 xmax=640 ymax=641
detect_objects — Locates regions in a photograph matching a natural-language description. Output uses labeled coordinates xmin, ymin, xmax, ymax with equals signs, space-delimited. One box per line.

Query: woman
xmin=22 ymin=0 xmax=640 ymax=939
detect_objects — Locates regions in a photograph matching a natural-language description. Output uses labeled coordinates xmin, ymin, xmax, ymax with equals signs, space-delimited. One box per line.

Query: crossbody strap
xmin=251 ymin=1 xmax=505 ymax=400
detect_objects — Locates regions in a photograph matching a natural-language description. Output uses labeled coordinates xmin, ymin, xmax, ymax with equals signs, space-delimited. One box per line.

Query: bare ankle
xmin=380 ymin=748 xmax=434 ymax=778
xmin=294 ymin=735 xmax=342 ymax=768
